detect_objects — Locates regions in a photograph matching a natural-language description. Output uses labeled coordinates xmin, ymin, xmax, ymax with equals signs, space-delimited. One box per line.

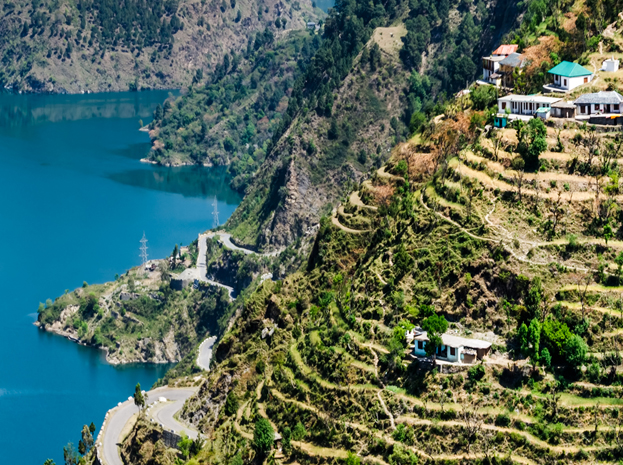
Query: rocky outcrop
xmin=120 ymin=418 xmax=178 ymax=465
xmin=180 ymin=373 xmax=232 ymax=431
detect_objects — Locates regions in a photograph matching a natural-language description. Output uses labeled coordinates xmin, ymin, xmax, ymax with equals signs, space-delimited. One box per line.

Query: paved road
xmin=100 ymin=387 xmax=197 ymax=465
xmin=197 ymin=234 xmax=236 ymax=299
xmin=206 ymin=231 xmax=282 ymax=257
xmin=197 ymin=335 xmax=217 ymax=371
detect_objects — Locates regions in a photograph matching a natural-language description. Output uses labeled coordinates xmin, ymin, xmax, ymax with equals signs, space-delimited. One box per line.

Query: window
xmin=563 ymin=78 xmax=567 ymax=86
xmin=501 ymin=102 xmax=506 ymax=110
xmin=615 ymin=104 xmax=620 ymax=111
xmin=581 ymin=105 xmax=586 ymax=114
xmin=417 ymin=341 xmax=423 ymax=350
xmin=450 ymin=347 xmax=456 ymax=356
xmin=584 ymin=77 xmax=588 ymax=83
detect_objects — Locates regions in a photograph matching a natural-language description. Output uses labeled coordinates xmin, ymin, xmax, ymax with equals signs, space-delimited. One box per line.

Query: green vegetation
xmin=149 ymin=29 xmax=322 ymax=191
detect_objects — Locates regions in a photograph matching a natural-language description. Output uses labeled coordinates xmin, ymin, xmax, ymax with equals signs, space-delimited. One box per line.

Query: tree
xmin=563 ymin=334 xmax=587 ymax=367
xmin=43 ymin=460 xmax=56 ymax=465
xmin=510 ymin=156 xmax=526 ymax=202
xmin=133 ymin=383 xmax=145 ymax=411
xmin=517 ymin=118 xmax=547 ymax=170
xmin=292 ymin=421 xmax=306 ymax=449
xmin=470 ymin=85 xmax=497 ymax=110
xmin=422 ymin=314 xmax=448 ymax=359
xmin=541 ymin=347 xmax=552 ymax=368
xmin=224 ymin=391 xmax=239 ymax=416
xmin=518 ymin=322 xmax=529 ymax=356
xmin=527 ymin=318 xmax=541 ymax=365
xmin=345 ymin=452 xmax=361 ymax=465
xmin=253 ymin=418 xmax=274 ymax=455
xmin=80 ymin=424 xmax=94 ymax=454
xmin=178 ymin=433 xmax=192 ymax=460
xmin=63 ymin=443 xmax=79 ymax=465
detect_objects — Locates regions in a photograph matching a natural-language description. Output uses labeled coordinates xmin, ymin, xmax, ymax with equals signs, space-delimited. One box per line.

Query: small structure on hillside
xmin=545 ymin=61 xmax=593 ymax=92
xmin=535 ymin=107 xmax=551 ymax=120
xmin=497 ymin=94 xmax=561 ymax=117
xmin=412 ymin=331 xmax=492 ymax=364
xmin=551 ymin=100 xmax=576 ymax=118
xmin=481 ymin=45 xmax=518 ymax=86
xmin=602 ymin=57 xmax=620 ymax=72
xmin=499 ymin=53 xmax=527 ymax=88
xmin=574 ymin=90 xmax=623 ymax=116
xmin=307 ymin=21 xmax=316 ymax=29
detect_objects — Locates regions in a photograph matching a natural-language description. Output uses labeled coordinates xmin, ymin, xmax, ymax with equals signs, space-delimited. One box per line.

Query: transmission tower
xmin=212 ymin=196 xmax=220 ymax=229
xmin=139 ymin=232 xmax=149 ymax=268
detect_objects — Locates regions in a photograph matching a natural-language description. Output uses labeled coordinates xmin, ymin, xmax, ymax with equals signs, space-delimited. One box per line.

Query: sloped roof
xmin=574 ymin=91 xmax=623 ymax=105
xmin=413 ymin=331 xmax=492 ymax=349
xmin=499 ymin=52 xmax=526 ymax=68
xmin=548 ymin=61 xmax=593 ymax=77
xmin=492 ymin=44 xmax=518 ymax=56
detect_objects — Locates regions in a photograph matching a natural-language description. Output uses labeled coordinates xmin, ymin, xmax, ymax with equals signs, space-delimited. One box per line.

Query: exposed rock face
xmin=120 ymin=418 xmax=177 ymax=465
xmin=180 ymin=373 xmax=232 ymax=431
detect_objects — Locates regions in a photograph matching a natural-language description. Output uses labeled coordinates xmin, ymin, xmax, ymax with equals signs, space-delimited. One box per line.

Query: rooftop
xmin=548 ymin=61 xmax=593 ymax=77
xmin=499 ymin=52 xmax=526 ymax=68
xmin=492 ymin=44 xmax=518 ymax=56
xmin=413 ymin=331 xmax=492 ymax=349
xmin=574 ymin=91 xmax=623 ymax=105
xmin=498 ymin=94 xmax=562 ymax=104
xmin=551 ymin=100 xmax=576 ymax=108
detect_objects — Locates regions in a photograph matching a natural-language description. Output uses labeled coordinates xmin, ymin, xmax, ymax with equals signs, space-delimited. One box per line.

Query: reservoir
xmin=0 ymin=90 xmax=242 ymax=464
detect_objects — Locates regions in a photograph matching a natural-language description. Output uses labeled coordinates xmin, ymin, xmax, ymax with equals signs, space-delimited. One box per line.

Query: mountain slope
xmin=1 ymin=0 xmax=320 ymax=93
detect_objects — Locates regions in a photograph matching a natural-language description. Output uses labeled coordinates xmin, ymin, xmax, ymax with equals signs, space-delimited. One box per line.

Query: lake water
xmin=0 ymin=90 xmax=242 ymax=464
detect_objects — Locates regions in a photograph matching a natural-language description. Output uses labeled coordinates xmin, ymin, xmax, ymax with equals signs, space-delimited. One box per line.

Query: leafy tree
xmin=346 ymin=452 xmax=361 ymax=465
xmin=470 ymin=85 xmax=497 ymax=110
xmin=541 ymin=347 xmax=552 ymax=368
xmin=253 ymin=418 xmax=274 ymax=454
xmin=133 ymin=383 xmax=145 ymax=410
xmin=178 ymin=433 xmax=192 ymax=460
xmin=517 ymin=118 xmax=547 ymax=170
xmin=518 ymin=322 xmax=529 ymax=356
xmin=563 ymin=334 xmax=587 ymax=367
xmin=292 ymin=421 xmax=306 ymax=442
xmin=224 ymin=391 xmax=239 ymax=416
xmin=422 ymin=314 xmax=448 ymax=358
xmin=527 ymin=318 xmax=541 ymax=364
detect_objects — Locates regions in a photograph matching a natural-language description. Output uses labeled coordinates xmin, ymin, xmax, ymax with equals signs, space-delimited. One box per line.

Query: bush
xmin=468 ymin=364 xmax=485 ymax=381
xmin=495 ymin=412 xmax=511 ymax=427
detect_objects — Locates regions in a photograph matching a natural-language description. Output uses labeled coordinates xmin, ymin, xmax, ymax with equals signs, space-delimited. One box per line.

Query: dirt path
xmin=331 ymin=209 xmax=370 ymax=234
xmin=350 ymin=191 xmax=378 ymax=211
xmin=420 ymin=192 xmax=592 ymax=272
xmin=377 ymin=391 xmax=396 ymax=429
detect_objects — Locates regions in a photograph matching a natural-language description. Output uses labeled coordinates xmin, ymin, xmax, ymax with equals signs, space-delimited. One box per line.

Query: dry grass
xmin=372 ymin=24 xmax=407 ymax=58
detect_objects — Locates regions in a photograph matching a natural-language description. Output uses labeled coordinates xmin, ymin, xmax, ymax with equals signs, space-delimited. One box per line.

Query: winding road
xmin=99 ymin=387 xmax=198 ymax=465
xmin=197 ymin=335 xmax=217 ymax=371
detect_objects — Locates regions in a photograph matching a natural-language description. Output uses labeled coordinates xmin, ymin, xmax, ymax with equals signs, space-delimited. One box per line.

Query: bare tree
xmin=576 ymin=274 xmax=591 ymax=319
xmin=510 ymin=157 xmax=526 ymax=202
xmin=461 ymin=399 xmax=484 ymax=454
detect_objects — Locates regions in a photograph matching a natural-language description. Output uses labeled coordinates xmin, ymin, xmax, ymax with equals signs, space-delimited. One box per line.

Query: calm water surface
xmin=0 ymin=90 xmax=242 ymax=464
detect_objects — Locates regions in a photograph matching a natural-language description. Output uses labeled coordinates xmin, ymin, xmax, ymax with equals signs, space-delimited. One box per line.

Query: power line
xmin=139 ymin=232 xmax=148 ymax=268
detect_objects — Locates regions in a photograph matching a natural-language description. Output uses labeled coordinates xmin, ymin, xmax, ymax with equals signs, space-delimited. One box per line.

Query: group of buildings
xmin=479 ymin=44 xmax=623 ymax=127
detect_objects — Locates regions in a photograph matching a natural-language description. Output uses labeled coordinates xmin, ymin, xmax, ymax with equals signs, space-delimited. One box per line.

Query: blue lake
xmin=0 ymin=90 xmax=242 ymax=464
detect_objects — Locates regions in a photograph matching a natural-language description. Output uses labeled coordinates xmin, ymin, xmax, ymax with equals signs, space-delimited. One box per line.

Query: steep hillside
xmin=222 ymin=0 xmax=524 ymax=251
xmin=119 ymin=106 xmax=623 ymax=464
xmin=144 ymin=27 xmax=323 ymax=192
xmin=1 ymin=0 xmax=321 ymax=93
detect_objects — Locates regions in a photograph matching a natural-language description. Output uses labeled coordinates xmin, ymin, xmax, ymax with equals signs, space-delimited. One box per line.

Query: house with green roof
xmin=545 ymin=61 xmax=593 ymax=92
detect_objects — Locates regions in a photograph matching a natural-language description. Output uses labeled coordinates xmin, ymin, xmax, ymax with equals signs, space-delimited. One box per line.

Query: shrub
xmin=468 ymin=364 xmax=486 ymax=381
xmin=495 ymin=412 xmax=511 ymax=427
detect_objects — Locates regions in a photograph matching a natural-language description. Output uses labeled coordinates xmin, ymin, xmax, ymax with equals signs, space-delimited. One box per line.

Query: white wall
xmin=553 ymin=74 xmax=592 ymax=90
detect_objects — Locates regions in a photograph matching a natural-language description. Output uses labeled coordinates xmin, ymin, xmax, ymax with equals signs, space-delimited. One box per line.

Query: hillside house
xmin=497 ymin=94 xmax=561 ymax=117
xmin=481 ymin=44 xmax=518 ymax=86
xmin=545 ymin=61 xmax=593 ymax=92
xmin=574 ymin=91 xmax=623 ymax=116
xmin=498 ymin=53 xmax=527 ymax=88
xmin=602 ymin=57 xmax=620 ymax=72
xmin=551 ymin=101 xmax=576 ymax=118
xmin=412 ymin=331 xmax=492 ymax=364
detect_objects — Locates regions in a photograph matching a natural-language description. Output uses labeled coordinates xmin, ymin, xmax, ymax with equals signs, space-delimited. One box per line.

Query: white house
xmin=497 ymin=94 xmax=561 ymax=116
xmin=546 ymin=61 xmax=593 ymax=92
xmin=412 ymin=331 xmax=492 ymax=364
xmin=574 ymin=91 xmax=623 ymax=115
